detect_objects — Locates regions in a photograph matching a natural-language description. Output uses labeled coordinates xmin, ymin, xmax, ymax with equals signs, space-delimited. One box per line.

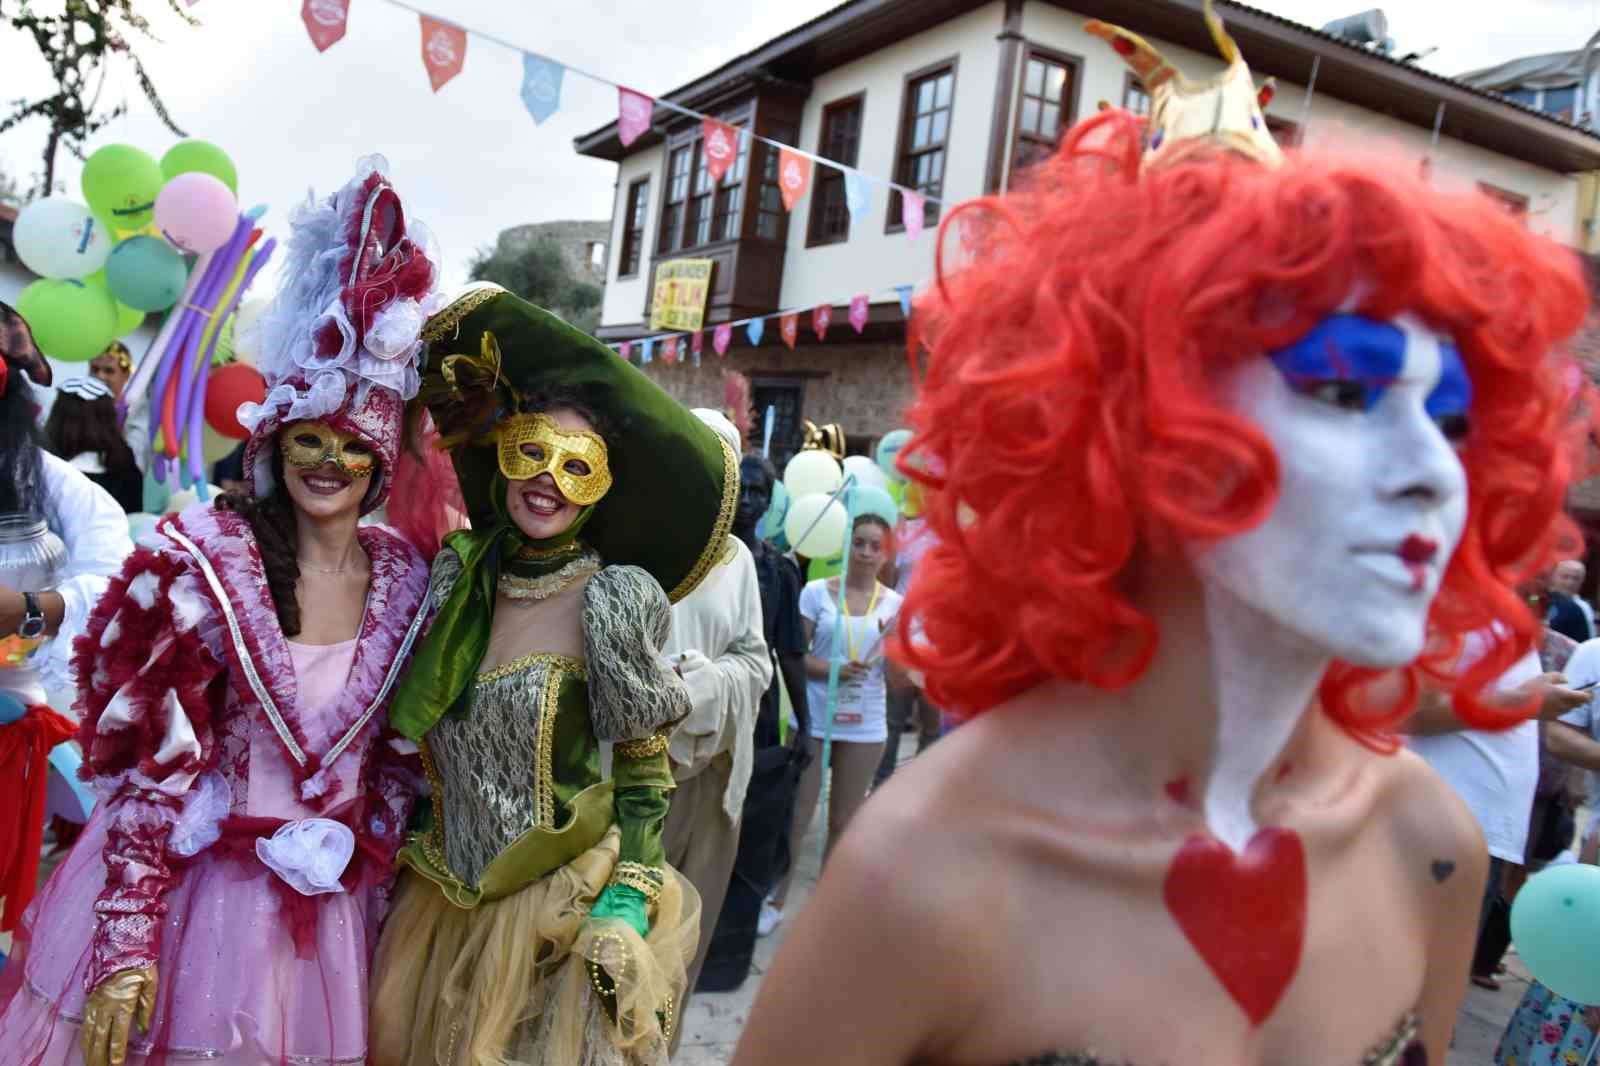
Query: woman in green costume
xmin=369 ymin=285 xmax=739 ymax=1066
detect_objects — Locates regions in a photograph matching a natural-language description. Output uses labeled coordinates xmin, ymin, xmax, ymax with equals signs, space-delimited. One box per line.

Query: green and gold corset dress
xmin=399 ymin=549 xmax=689 ymax=909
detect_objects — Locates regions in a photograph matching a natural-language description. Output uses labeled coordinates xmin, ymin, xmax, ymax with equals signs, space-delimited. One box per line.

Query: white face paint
xmin=1191 ymin=312 xmax=1471 ymax=669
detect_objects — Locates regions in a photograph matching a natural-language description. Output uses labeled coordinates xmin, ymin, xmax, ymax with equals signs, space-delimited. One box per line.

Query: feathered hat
xmin=236 ymin=155 xmax=445 ymax=513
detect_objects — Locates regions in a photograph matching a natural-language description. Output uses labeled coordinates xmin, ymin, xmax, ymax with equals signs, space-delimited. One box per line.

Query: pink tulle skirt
xmin=0 ymin=806 xmax=385 ymax=1066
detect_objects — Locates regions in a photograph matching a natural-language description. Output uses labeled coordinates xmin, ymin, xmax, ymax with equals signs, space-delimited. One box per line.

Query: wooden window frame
xmin=1010 ymin=44 xmax=1083 ymax=173
xmin=618 ymin=177 xmax=650 ymax=279
xmin=806 ymin=92 xmax=867 ymax=248
xmin=657 ymin=145 xmax=693 ymax=254
xmin=655 ymin=103 xmax=757 ymax=256
xmin=1122 ymin=72 xmax=1151 ymax=116
xmin=887 ymin=56 xmax=960 ymax=234
xmin=754 ymin=118 xmax=800 ymax=243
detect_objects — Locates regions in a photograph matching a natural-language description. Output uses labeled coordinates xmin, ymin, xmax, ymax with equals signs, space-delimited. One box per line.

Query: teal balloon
xmin=1511 ymin=863 xmax=1600 ymax=1004
xmin=876 ymin=428 xmax=913 ymax=481
xmin=849 ymin=484 xmax=899 ymax=528
xmin=106 ymin=236 xmax=187 ymax=312
xmin=757 ymin=480 xmax=791 ymax=542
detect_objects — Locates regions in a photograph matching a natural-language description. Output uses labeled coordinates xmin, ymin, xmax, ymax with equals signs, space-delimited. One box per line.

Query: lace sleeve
xmin=582 ymin=565 xmax=691 ymax=744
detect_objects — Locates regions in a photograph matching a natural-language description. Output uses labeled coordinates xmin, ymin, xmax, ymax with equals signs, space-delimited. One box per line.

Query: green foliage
xmin=468 ymin=236 xmax=603 ymax=335
xmin=1 ymin=0 xmax=194 ymax=197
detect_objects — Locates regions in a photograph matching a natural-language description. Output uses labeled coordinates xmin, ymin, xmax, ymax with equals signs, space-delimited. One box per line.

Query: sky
xmin=2 ymin=0 xmax=1598 ymax=288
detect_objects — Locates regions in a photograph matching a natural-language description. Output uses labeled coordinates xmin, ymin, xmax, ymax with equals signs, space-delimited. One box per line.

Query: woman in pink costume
xmin=0 ymin=156 xmax=443 ymax=1066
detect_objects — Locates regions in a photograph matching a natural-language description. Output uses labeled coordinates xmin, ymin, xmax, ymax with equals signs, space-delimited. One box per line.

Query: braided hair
xmin=214 ymin=450 xmax=303 ymax=636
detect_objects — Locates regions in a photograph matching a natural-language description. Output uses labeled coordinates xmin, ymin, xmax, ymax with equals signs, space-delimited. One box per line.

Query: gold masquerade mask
xmin=279 ymin=421 xmax=377 ymax=479
xmin=497 ymin=412 xmax=613 ymax=506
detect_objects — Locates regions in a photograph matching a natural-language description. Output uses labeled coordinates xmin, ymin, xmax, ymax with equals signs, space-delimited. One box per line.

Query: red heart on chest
xmin=1162 ymin=827 xmax=1308 ymax=1027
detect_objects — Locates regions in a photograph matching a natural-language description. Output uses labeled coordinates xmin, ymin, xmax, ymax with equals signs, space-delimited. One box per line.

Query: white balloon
xmin=14 ymin=197 xmax=112 ymax=279
xmin=231 ymin=297 xmax=270 ymax=366
xmin=842 ymin=454 xmax=889 ymax=492
xmin=784 ymin=449 xmax=843 ymax=498
xmin=785 ymin=493 xmax=849 ymax=559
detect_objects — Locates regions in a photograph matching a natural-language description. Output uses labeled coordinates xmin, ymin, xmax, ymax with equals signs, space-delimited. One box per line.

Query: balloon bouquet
xmin=11 ymin=140 xmax=271 ymax=500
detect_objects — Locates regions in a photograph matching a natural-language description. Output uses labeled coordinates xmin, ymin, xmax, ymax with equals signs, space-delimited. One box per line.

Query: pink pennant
xmin=713 ymin=323 xmax=732 ymax=356
xmin=620 ymin=341 xmax=633 ymax=361
xmin=902 ymin=190 xmax=926 ymax=240
xmin=778 ymin=149 xmax=812 ymax=212
xmin=691 ymin=330 xmax=704 ymax=356
xmin=301 ymin=0 xmax=349 ymax=52
xmin=419 ymin=16 xmax=466 ymax=92
xmin=703 ymin=118 xmax=740 ymax=183
xmin=779 ymin=313 xmax=799 ymax=350
xmin=849 ymin=294 xmax=869 ymax=334
xmin=812 ymin=304 xmax=832 ymax=341
xmin=618 ymin=88 xmax=654 ymax=148
xmin=663 ymin=336 xmax=680 ymax=365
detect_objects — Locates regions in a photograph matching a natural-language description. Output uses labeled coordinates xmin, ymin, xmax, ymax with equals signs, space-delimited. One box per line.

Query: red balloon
xmin=205 ymin=363 xmax=265 ymax=440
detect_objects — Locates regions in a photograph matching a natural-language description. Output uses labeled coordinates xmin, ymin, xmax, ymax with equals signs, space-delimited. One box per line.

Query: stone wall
xmin=496 ymin=220 xmax=609 ymax=283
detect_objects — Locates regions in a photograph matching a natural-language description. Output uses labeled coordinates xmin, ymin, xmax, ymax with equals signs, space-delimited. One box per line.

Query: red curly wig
xmin=896 ymin=110 xmax=1589 ymax=750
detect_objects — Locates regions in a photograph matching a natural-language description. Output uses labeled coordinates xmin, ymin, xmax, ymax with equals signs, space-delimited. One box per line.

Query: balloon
xmin=81 ymin=145 xmax=165 ymax=230
xmin=900 ymin=480 xmax=925 ymax=519
xmin=15 ymin=278 xmax=119 ymax=363
xmin=202 ymin=422 xmax=239 ymax=466
xmin=784 ymin=449 xmax=843 ymax=499
xmin=1511 ymin=863 xmax=1600 ymax=1004
xmin=877 ymin=428 xmax=913 ymax=480
xmin=785 ymin=493 xmax=848 ymax=559
xmin=843 ymin=454 xmax=889 ymax=493
xmin=114 ymin=299 xmax=146 ymax=336
xmin=808 ymin=555 xmax=844 ymax=581
xmin=850 ymin=484 xmax=899 ymax=528
xmin=757 ymin=479 xmax=790 ymax=543
xmin=231 ymin=297 xmax=270 ymax=366
xmin=106 ymin=236 xmax=188 ymax=311
xmin=160 ymin=139 xmax=238 ymax=194
xmin=13 ymin=197 xmax=112 ymax=279
xmin=155 ymin=173 xmax=238 ymax=254
xmin=0 ymin=692 xmax=24 ymax=725
xmin=204 ymin=362 xmax=266 ymax=440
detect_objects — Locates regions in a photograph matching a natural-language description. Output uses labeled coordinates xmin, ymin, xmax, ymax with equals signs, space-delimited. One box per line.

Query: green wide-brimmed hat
xmin=420 ymin=284 xmax=737 ymax=602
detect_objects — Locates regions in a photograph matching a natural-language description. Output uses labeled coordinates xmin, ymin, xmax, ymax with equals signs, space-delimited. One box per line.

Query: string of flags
xmin=297 ymin=0 xmax=941 ymax=236
xmin=609 ymin=284 xmax=919 ymax=367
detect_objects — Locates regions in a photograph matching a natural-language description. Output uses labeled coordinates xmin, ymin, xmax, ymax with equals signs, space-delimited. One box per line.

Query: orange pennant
xmin=780 ymin=312 xmax=799 ymax=350
xmin=420 ymin=16 xmax=466 ymax=92
xmin=778 ymin=149 xmax=812 ymax=212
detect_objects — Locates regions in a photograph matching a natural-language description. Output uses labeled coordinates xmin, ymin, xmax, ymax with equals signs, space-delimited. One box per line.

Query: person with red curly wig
xmin=732 ymin=4 xmax=1589 ymax=1065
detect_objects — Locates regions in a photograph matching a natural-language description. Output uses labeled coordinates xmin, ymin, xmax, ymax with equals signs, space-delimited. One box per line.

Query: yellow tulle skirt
xmin=369 ymin=828 xmax=700 ymax=1066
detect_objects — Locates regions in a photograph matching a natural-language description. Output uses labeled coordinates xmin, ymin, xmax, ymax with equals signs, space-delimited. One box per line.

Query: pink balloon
xmin=155 ymin=172 xmax=238 ymax=254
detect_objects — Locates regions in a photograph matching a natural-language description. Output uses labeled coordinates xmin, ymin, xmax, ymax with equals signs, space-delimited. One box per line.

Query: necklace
xmin=498 ymin=549 xmax=601 ymax=603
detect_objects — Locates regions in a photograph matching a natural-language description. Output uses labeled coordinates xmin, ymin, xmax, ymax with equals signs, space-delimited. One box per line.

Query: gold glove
xmin=81 ymin=965 xmax=158 ymax=1066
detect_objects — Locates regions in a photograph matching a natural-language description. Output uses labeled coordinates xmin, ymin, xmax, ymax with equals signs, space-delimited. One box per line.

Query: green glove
xmin=590 ymin=883 xmax=650 ymax=939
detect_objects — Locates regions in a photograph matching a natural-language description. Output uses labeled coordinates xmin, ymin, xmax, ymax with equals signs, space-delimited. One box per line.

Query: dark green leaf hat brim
xmin=420 ymin=284 xmax=738 ymax=603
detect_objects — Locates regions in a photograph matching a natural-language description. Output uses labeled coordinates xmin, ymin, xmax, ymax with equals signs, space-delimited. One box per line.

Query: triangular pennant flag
xmin=849 ymin=293 xmax=870 ymax=334
xmin=778 ymin=149 xmax=812 ymax=212
xmin=901 ymin=190 xmax=926 ymax=240
xmin=691 ymin=330 xmax=704 ymax=357
xmin=419 ymin=16 xmax=467 ymax=92
xmin=780 ymin=312 xmax=799 ymax=350
xmin=714 ymin=323 xmax=732 ymax=356
xmin=641 ymin=337 xmax=655 ymax=364
xmin=845 ymin=172 xmax=873 ymax=222
xmin=301 ymin=0 xmax=349 ymax=52
xmin=812 ymin=304 xmax=832 ymax=341
xmin=521 ymin=54 xmax=565 ymax=124
xmin=896 ymin=285 xmax=915 ymax=319
xmin=746 ymin=319 xmax=765 ymax=347
xmin=618 ymin=88 xmax=654 ymax=148
xmin=663 ymin=336 xmax=680 ymax=364
xmin=702 ymin=118 xmax=741 ymax=183
xmin=619 ymin=341 xmax=633 ymax=362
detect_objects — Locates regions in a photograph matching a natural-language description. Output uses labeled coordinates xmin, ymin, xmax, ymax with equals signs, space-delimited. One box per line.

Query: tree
xmin=1 ymin=1 xmax=194 ymax=197
xmin=0 ymin=163 xmax=22 ymax=207
xmin=468 ymin=236 xmax=603 ymax=335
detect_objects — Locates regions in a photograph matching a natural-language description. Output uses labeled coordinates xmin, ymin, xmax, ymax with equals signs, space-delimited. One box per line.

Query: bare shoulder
xmin=1373 ymin=746 xmax=1487 ymax=906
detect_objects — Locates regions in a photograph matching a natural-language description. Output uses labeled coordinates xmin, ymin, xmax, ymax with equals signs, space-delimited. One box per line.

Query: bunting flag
xmin=779 ymin=149 xmax=812 ymax=212
xmin=902 ymin=190 xmax=927 ymax=240
xmin=780 ymin=312 xmax=799 ymax=350
xmin=521 ymin=54 xmax=564 ymax=124
xmin=896 ymin=285 xmax=915 ymax=319
xmin=620 ymin=340 xmax=633 ymax=361
xmin=746 ymin=319 xmax=764 ymax=347
xmin=641 ymin=337 xmax=655 ymax=364
xmin=714 ymin=322 xmax=732 ymax=356
xmin=618 ymin=88 xmax=654 ymax=147
xmin=849 ymin=293 xmax=870 ymax=334
xmin=812 ymin=303 xmax=832 ymax=341
xmin=702 ymin=118 xmax=741 ymax=183
xmin=420 ymin=16 xmax=467 ymax=92
xmin=301 ymin=0 xmax=349 ymax=52
xmin=845 ymin=172 xmax=873 ymax=222
xmin=663 ymin=335 xmax=680 ymax=364
xmin=691 ymin=329 xmax=704 ymax=365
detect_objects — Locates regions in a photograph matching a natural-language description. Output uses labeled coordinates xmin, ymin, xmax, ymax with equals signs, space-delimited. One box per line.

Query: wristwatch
xmin=18 ymin=592 xmax=45 ymax=640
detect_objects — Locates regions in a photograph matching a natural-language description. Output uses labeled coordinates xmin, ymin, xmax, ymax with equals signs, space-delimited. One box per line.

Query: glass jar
xmin=0 ymin=512 xmax=66 ymax=594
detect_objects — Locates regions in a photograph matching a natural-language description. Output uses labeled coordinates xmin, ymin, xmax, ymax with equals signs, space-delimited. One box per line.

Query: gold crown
xmin=1086 ymin=0 xmax=1282 ymax=169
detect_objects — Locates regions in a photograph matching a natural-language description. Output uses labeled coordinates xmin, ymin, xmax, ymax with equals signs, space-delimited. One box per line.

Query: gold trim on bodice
xmin=668 ymin=434 xmax=740 ymax=603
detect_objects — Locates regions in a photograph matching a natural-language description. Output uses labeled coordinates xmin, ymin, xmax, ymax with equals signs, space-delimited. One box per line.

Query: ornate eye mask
xmin=496 ymin=412 xmax=612 ymax=506
xmin=279 ymin=421 xmax=377 ymax=479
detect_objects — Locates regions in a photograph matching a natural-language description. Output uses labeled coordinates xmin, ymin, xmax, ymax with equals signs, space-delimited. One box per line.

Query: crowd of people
xmin=0 ymin=4 xmax=1597 ymax=1065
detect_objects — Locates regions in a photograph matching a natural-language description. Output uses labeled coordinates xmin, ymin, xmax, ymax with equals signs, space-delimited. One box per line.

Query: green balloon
xmin=84 ymin=270 xmax=147 ymax=334
xmin=15 ymin=278 xmax=120 ymax=363
xmin=82 ymin=145 xmax=165 ymax=229
xmin=808 ymin=555 xmax=844 ymax=581
xmin=106 ymin=236 xmax=187 ymax=312
xmin=161 ymin=139 xmax=238 ymax=195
